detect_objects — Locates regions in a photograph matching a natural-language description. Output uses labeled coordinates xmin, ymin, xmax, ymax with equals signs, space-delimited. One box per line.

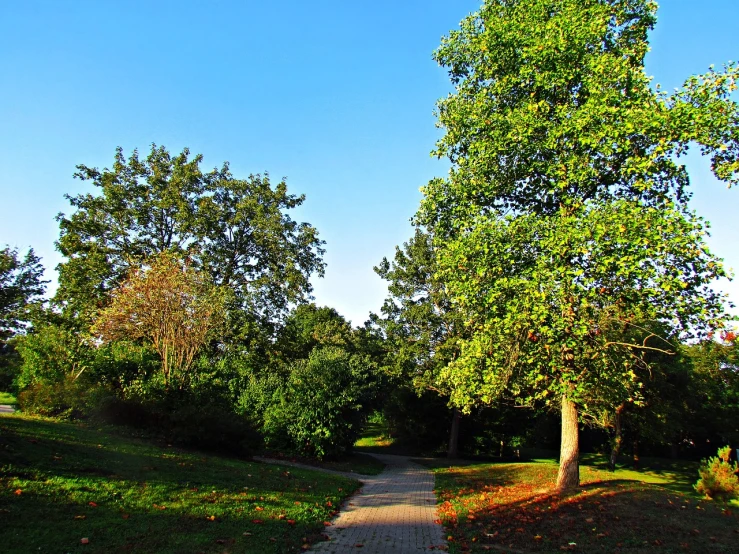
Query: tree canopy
xmin=0 ymin=247 xmax=48 ymax=389
xmin=91 ymin=253 xmax=227 ymax=389
xmin=418 ymin=0 xmax=739 ymax=490
xmin=56 ymin=145 xmax=325 ymax=330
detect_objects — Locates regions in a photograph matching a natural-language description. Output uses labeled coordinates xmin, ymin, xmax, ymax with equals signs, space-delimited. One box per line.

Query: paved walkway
xmin=256 ymin=454 xmax=447 ymax=553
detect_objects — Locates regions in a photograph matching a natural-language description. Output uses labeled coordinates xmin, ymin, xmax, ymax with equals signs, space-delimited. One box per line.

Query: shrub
xmin=18 ymin=376 xmax=107 ymax=419
xmin=14 ymin=325 xmax=93 ymax=390
xmin=694 ymin=445 xmax=739 ymax=500
xmin=95 ymin=393 xmax=261 ymax=456
xmin=263 ymin=346 xmax=381 ymax=459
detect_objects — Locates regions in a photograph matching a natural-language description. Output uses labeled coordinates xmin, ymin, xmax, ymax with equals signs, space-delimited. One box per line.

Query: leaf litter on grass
xmin=431 ymin=461 xmax=739 ymax=553
xmin=0 ymin=414 xmax=360 ymax=553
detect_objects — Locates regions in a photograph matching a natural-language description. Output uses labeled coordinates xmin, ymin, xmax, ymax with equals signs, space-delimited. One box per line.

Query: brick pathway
xmin=255 ymin=454 xmax=446 ymax=552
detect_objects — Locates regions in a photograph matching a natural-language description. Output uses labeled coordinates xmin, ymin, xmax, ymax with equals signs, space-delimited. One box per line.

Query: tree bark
xmin=448 ymin=407 xmax=461 ymax=459
xmin=632 ymin=439 xmax=639 ymax=470
xmin=556 ymin=394 xmax=580 ymax=491
xmin=608 ymin=404 xmax=625 ymax=472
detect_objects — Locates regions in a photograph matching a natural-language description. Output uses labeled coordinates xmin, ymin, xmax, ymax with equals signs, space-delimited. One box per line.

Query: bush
xmin=95 ymin=393 xmax=261 ymax=456
xmin=694 ymin=445 xmax=739 ymax=500
xmin=263 ymin=347 xmax=381 ymax=459
xmin=18 ymin=376 xmax=107 ymax=419
xmin=14 ymin=325 xmax=93 ymax=390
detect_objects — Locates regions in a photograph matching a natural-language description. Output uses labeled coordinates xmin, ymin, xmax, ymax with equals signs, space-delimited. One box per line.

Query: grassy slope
xmin=0 ymin=414 xmax=360 ymax=553
xmin=430 ymin=460 xmax=739 ymax=553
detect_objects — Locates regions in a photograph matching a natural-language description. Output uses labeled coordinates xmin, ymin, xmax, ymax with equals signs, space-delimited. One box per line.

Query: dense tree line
xmin=1 ymin=1 xmax=738 ymax=479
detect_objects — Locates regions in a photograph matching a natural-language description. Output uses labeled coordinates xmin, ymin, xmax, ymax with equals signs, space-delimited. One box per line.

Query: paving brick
xmin=254 ymin=454 xmax=446 ymax=553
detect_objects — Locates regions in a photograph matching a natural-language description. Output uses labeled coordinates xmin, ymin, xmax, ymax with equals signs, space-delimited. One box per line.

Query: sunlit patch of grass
xmin=354 ymin=421 xmax=395 ymax=449
xmin=0 ymin=414 xmax=360 ymax=553
xmin=431 ymin=461 xmax=739 ymax=553
xmin=0 ymin=392 xmax=16 ymax=405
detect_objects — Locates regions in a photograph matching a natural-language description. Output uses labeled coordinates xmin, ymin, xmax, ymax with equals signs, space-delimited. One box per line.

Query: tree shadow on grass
xmin=437 ymin=463 xmax=738 ymax=553
xmin=0 ymin=415 xmax=356 ymax=553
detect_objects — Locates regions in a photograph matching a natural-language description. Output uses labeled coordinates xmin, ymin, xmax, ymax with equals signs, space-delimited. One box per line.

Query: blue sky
xmin=1 ymin=1 xmax=737 ymax=326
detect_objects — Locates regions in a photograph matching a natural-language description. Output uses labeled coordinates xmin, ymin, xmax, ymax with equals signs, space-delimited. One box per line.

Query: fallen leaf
xmin=74 ymin=515 xmax=86 ymax=520
xmin=252 ymin=519 xmax=263 ymax=524
xmin=80 ymin=538 xmax=89 ymax=545
xmin=14 ymin=489 xmax=21 ymax=496
xmin=287 ymin=519 xmax=296 ymax=525
xmin=88 ymin=502 xmax=98 ymax=508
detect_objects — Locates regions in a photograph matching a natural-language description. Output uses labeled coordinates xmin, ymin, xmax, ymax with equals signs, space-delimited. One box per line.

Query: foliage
xmin=92 ymin=253 xmax=227 ymax=390
xmin=17 ymin=376 xmax=107 ymax=419
xmin=96 ymin=393 xmax=262 ymax=456
xmin=273 ymin=303 xmax=358 ymax=364
xmin=430 ymin=460 xmax=739 ymax=553
xmin=0 ymin=246 xmax=47 ymax=339
xmin=14 ymin=323 xmax=94 ymax=390
xmin=0 ymin=414 xmax=359 ymax=553
xmin=417 ymin=0 xmax=739 ymax=489
xmin=263 ymin=347 xmax=381 ymax=459
xmin=373 ymin=228 xmax=463 ymax=392
xmin=0 ymin=247 xmax=48 ymax=390
xmin=695 ymin=445 xmax=739 ymax=500
xmin=56 ymin=144 xmax=325 ymax=330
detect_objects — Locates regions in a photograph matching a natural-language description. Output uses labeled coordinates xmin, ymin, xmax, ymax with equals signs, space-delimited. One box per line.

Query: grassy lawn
xmin=354 ymin=420 xmax=426 ymax=456
xmin=0 ymin=391 xmax=17 ymax=405
xmin=429 ymin=460 xmax=739 ymax=553
xmin=0 ymin=413 xmax=361 ymax=553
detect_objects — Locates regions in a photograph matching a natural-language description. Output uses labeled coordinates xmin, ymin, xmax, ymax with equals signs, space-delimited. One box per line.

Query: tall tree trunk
xmin=608 ymin=404 xmax=625 ymax=472
xmin=448 ymin=407 xmax=461 ymax=459
xmin=556 ymin=394 xmax=580 ymax=491
xmin=632 ymin=439 xmax=640 ymax=470
xmin=670 ymin=442 xmax=679 ymax=460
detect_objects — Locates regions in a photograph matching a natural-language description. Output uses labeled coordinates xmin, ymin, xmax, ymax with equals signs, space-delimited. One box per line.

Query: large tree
xmin=56 ymin=145 xmax=325 ymax=333
xmin=373 ymin=228 xmax=466 ymax=457
xmin=418 ymin=0 xmax=739 ymax=490
xmin=0 ymin=247 xmax=48 ymax=389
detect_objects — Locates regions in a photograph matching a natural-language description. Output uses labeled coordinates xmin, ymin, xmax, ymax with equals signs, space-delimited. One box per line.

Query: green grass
xmin=354 ymin=421 xmax=424 ymax=456
xmin=0 ymin=413 xmax=361 ymax=553
xmin=0 ymin=392 xmax=17 ymax=405
xmin=430 ymin=460 xmax=739 ymax=553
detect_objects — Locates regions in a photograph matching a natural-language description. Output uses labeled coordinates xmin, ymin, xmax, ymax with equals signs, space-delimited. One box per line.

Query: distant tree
xmin=373 ymin=228 xmax=466 ymax=457
xmin=418 ymin=0 xmax=739 ymax=490
xmin=56 ymin=145 xmax=325 ymax=334
xmin=91 ymin=253 xmax=227 ymax=389
xmin=0 ymin=247 xmax=48 ymax=389
xmin=274 ymin=304 xmax=357 ymax=364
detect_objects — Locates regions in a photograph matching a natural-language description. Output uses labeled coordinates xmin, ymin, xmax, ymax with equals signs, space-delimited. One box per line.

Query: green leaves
xmin=56 ymin=145 xmax=325 ymax=331
xmin=418 ymin=0 xmax=738 ymax=487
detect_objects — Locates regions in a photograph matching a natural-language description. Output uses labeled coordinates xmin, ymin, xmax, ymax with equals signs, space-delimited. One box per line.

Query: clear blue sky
xmin=1 ymin=1 xmax=737 ymax=326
